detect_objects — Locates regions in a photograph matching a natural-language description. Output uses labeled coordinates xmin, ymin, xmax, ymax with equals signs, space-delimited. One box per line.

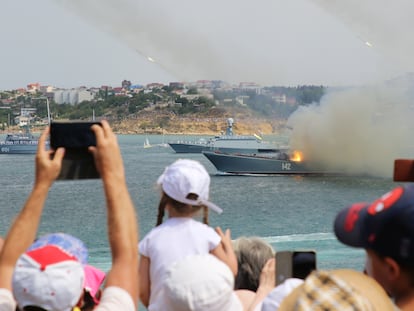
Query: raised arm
xmin=246 ymin=258 xmax=275 ymax=311
xmin=89 ymin=120 xmax=139 ymax=307
xmin=0 ymin=128 xmax=64 ymax=289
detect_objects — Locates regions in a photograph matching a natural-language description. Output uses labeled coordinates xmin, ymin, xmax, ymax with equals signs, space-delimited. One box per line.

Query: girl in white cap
xmin=138 ymin=159 xmax=238 ymax=310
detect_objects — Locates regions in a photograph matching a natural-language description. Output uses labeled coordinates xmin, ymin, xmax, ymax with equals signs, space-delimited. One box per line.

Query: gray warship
xmin=0 ymin=127 xmax=40 ymax=154
xmin=202 ymin=150 xmax=328 ymax=175
xmin=168 ymin=118 xmax=281 ymax=154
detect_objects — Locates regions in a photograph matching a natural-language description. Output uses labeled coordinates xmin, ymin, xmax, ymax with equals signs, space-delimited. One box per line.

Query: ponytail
xmin=202 ymin=205 xmax=209 ymax=225
xmin=156 ymin=194 xmax=168 ymax=226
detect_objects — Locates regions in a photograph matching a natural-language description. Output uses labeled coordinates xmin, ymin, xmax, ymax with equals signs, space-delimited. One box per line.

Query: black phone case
xmin=275 ymin=250 xmax=316 ymax=285
xmin=50 ymin=121 xmax=101 ymax=180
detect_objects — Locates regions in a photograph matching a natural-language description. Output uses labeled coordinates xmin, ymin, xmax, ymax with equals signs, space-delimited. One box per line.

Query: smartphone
xmin=393 ymin=159 xmax=414 ymax=182
xmin=50 ymin=121 xmax=102 ymax=180
xmin=275 ymin=250 xmax=316 ymax=285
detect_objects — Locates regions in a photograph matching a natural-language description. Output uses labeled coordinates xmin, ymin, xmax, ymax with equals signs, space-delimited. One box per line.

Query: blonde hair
xmin=233 ymin=237 xmax=275 ymax=291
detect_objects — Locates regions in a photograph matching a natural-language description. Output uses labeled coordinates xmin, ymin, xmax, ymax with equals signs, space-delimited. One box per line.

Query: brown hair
xmin=156 ymin=192 xmax=209 ymax=226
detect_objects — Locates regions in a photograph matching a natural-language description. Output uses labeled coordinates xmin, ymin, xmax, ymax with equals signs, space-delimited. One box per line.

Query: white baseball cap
xmin=162 ymin=254 xmax=243 ymax=311
xmin=12 ymin=245 xmax=84 ymax=311
xmin=157 ymin=159 xmax=223 ymax=214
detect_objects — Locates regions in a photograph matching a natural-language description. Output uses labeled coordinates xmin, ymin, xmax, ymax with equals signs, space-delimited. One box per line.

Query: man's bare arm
xmin=0 ymin=128 xmax=64 ymax=289
xmin=90 ymin=120 xmax=139 ymax=307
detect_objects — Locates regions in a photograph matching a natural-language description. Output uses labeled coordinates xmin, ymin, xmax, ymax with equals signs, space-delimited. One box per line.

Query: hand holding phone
xmin=275 ymin=250 xmax=316 ymax=285
xmin=50 ymin=121 xmax=102 ymax=180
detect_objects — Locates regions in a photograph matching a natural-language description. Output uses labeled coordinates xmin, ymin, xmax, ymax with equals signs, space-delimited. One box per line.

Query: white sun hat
xmin=162 ymin=254 xmax=242 ymax=311
xmin=157 ymin=159 xmax=223 ymax=214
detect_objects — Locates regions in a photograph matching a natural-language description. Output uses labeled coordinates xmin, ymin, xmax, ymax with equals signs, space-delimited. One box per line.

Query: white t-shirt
xmin=139 ymin=217 xmax=221 ymax=311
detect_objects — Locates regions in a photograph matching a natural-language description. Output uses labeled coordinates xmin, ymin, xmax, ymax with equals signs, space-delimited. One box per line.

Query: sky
xmin=1 ymin=0 xmax=410 ymax=90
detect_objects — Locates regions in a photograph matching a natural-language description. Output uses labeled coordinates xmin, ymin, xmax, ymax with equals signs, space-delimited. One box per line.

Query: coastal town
xmin=0 ymin=80 xmax=325 ymax=135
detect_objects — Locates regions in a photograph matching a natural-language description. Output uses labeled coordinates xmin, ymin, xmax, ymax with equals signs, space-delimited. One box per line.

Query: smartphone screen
xmin=50 ymin=121 xmax=102 ymax=180
xmin=50 ymin=121 xmax=101 ymax=149
xmin=275 ymin=250 xmax=316 ymax=285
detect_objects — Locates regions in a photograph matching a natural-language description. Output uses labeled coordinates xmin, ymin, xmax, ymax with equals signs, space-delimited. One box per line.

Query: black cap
xmin=334 ymin=184 xmax=414 ymax=265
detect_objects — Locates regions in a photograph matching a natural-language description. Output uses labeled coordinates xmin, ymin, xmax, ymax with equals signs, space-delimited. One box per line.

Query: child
xmin=138 ymin=159 xmax=237 ymax=309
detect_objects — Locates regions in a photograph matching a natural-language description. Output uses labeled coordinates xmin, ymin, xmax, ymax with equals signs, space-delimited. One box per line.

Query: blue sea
xmin=0 ymin=134 xmax=399 ymax=275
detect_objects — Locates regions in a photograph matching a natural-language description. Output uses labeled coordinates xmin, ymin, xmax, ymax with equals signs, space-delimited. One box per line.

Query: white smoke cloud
xmin=287 ymin=76 xmax=414 ymax=177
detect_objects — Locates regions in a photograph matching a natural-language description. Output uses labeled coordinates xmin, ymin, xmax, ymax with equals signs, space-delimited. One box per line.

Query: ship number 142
xmin=282 ymin=162 xmax=291 ymax=170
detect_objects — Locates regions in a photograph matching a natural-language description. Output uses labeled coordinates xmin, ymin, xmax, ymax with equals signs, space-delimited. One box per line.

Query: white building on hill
xmin=54 ymin=89 xmax=95 ymax=105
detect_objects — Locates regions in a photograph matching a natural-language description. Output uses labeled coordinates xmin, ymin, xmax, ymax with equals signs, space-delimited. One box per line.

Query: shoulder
xmin=190 ymin=222 xmax=221 ymax=247
xmin=139 ymin=224 xmax=165 ymax=246
xmin=192 ymin=220 xmax=219 ymax=235
xmin=0 ymin=288 xmax=17 ymax=310
xmin=93 ymin=286 xmax=135 ymax=311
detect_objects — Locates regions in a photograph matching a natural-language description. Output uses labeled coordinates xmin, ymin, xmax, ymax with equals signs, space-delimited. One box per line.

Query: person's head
xmin=232 ymin=236 xmax=274 ymax=291
xmin=12 ymin=245 xmax=85 ymax=311
xmin=162 ymin=254 xmax=243 ymax=311
xmin=28 ymin=232 xmax=88 ymax=265
xmin=278 ymin=269 xmax=396 ymax=310
xmin=13 ymin=233 xmax=89 ymax=311
xmin=334 ymin=184 xmax=414 ymax=298
xmin=155 ymin=159 xmax=223 ymax=226
xmin=81 ymin=264 xmax=106 ymax=311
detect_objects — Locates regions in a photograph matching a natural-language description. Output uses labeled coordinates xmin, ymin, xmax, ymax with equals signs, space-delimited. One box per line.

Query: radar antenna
xmin=226 ymin=118 xmax=234 ymax=136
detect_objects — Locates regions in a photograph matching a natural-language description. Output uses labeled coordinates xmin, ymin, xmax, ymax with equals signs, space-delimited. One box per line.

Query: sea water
xmin=0 ymin=134 xmax=398 ymax=273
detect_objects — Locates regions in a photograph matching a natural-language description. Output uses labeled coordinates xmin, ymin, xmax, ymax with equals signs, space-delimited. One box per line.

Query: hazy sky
xmin=0 ymin=0 xmax=410 ymax=89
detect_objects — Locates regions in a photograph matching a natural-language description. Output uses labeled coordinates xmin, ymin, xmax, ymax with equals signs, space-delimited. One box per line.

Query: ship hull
xmin=0 ymin=144 xmax=37 ymax=154
xmin=168 ymin=143 xmax=208 ymax=153
xmin=202 ymin=151 xmax=325 ymax=175
xmin=168 ymin=142 xmax=280 ymax=154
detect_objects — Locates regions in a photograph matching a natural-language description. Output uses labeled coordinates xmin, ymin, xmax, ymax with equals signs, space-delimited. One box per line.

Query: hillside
xmin=111 ymin=108 xmax=288 ymax=135
xmin=0 ymin=108 xmax=288 ymax=135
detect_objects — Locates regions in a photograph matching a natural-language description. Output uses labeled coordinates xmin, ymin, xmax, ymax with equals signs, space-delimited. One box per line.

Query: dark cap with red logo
xmin=334 ymin=184 xmax=414 ymax=265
